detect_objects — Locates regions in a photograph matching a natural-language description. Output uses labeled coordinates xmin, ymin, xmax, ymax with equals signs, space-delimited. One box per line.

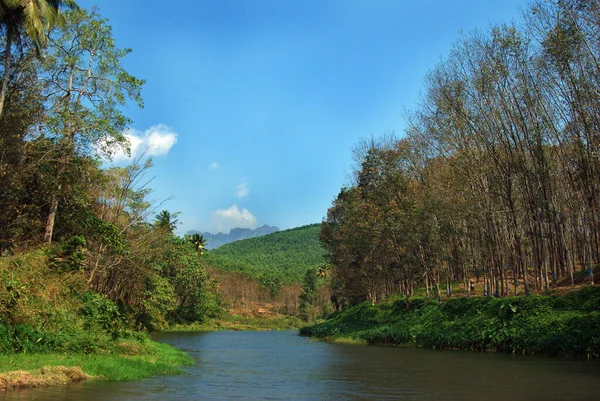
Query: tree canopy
xmin=322 ymin=0 xmax=600 ymax=305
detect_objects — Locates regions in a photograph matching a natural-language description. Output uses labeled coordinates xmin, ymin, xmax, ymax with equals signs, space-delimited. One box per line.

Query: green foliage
xmin=184 ymin=233 xmax=207 ymax=255
xmin=299 ymin=268 xmax=319 ymax=321
xmin=154 ymin=210 xmax=179 ymax=234
xmin=0 ymin=4 xmax=222 ymax=363
xmin=172 ymin=257 xmax=220 ymax=322
xmin=204 ymin=224 xmax=326 ymax=287
xmin=83 ymin=216 xmax=127 ymax=254
xmin=147 ymin=234 xmax=221 ymax=326
xmin=300 ymin=287 xmax=600 ymax=358
xmin=46 ymin=235 xmax=86 ymax=272
xmin=138 ymin=274 xmax=176 ymax=332
xmin=80 ymin=292 xmax=124 ymax=338
xmin=0 ymin=324 xmax=47 ymax=354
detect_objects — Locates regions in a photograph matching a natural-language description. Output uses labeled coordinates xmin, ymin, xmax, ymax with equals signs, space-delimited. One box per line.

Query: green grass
xmin=167 ymin=313 xmax=305 ymax=332
xmin=0 ymin=338 xmax=193 ymax=382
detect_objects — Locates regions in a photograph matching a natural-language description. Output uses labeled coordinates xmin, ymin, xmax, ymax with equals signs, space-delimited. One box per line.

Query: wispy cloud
xmin=212 ymin=205 xmax=257 ymax=232
xmin=209 ymin=161 xmax=219 ymax=170
xmin=98 ymin=124 xmax=178 ymax=162
xmin=235 ymin=183 xmax=250 ymax=199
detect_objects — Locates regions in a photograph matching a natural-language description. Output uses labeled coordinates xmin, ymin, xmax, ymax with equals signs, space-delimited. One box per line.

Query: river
xmin=3 ymin=330 xmax=600 ymax=400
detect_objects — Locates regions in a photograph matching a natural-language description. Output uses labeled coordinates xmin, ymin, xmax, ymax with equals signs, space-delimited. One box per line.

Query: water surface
xmin=3 ymin=330 xmax=600 ymax=400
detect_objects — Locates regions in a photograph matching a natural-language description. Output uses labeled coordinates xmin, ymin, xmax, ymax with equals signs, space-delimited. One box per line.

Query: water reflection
xmin=2 ymin=330 xmax=600 ymax=400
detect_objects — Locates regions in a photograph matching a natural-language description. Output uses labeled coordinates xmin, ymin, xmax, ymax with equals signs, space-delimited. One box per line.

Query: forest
xmin=204 ymin=224 xmax=326 ymax=290
xmin=203 ymin=224 xmax=331 ymax=322
xmin=0 ymin=3 xmax=221 ymax=358
xmin=321 ymin=0 xmax=600 ymax=306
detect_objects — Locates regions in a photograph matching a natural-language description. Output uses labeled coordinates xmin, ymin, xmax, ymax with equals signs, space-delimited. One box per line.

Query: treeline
xmin=0 ymin=5 xmax=218 ymax=351
xmin=204 ymin=224 xmax=326 ymax=292
xmin=322 ymin=0 xmax=600 ymax=304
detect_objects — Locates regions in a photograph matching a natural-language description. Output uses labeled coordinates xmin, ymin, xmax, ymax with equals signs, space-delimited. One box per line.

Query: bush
xmin=300 ymin=288 xmax=600 ymax=358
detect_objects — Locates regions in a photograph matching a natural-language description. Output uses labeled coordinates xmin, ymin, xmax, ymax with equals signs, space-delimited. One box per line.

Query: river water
xmin=3 ymin=330 xmax=600 ymax=400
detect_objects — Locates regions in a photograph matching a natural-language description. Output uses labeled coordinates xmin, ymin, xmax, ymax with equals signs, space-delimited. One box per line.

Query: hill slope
xmin=204 ymin=224 xmax=326 ymax=286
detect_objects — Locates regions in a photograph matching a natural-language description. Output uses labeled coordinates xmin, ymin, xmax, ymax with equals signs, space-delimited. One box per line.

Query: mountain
xmin=203 ymin=224 xmax=326 ymax=285
xmin=187 ymin=224 xmax=279 ymax=249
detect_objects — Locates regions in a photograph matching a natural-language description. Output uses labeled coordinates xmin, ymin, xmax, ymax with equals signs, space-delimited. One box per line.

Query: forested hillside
xmin=321 ymin=0 xmax=600 ymax=306
xmin=204 ymin=224 xmax=326 ymax=290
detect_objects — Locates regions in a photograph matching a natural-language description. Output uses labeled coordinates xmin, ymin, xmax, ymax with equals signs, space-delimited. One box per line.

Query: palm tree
xmin=154 ymin=210 xmax=179 ymax=234
xmin=0 ymin=0 xmax=78 ymax=118
xmin=185 ymin=233 xmax=208 ymax=255
xmin=316 ymin=263 xmax=330 ymax=278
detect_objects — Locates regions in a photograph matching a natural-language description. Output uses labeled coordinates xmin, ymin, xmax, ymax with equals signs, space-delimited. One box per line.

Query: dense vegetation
xmin=300 ymin=286 xmax=600 ymax=359
xmin=204 ymin=224 xmax=326 ymax=290
xmin=1 ymin=0 xmax=599 ymax=384
xmin=321 ymin=0 xmax=600 ymax=306
xmin=0 ymin=3 xmax=219 ymax=364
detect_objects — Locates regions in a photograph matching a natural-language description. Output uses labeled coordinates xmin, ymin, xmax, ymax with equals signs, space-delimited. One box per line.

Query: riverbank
xmin=300 ymin=286 xmax=600 ymax=359
xmin=0 ymin=337 xmax=193 ymax=391
xmin=166 ymin=312 xmax=305 ymax=332
xmin=0 ymin=312 xmax=303 ymax=392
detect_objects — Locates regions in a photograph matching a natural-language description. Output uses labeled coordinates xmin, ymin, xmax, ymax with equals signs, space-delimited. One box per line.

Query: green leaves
xmin=46 ymin=235 xmax=86 ymax=272
xmin=41 ymin=7 xmax=144 ymax=158
xmin=302 ymin=287 xmax=600 ymax=358
xmin=154 ymin=210 xmax=180 ymax=234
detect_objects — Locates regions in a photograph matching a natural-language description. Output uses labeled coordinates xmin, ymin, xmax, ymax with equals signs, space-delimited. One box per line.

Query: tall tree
xmin=40 ymin=8 xmax=144 ymax=243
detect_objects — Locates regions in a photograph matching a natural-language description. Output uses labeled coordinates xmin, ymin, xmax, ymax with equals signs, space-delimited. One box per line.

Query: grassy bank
xmin=0 ymin=249 xmax=197 ymax=391
xmin=0 ymin=337 xmax=193 ymax=390
xmin=300 ymin=286 xmax=600 ymax=359
xmin=167 ymin=312 xmax=305 ymax=332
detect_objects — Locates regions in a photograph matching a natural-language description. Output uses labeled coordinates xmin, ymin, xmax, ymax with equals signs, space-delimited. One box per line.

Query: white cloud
xmin=145 ymin=124 xmax=178 ymax=156
xmin=212 ymin=205 xmax=257 ymax=232
xmin=99 ymin=124 xmax=178 ymax=162
xmin=209 ymin=162 xmax=219 ymax=170
xmin=235 ymin=183 xmax=250 ymax=199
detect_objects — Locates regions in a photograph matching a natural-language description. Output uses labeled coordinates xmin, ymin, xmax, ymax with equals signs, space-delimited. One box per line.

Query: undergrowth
xmin=300 ymin=286 xmax=600 ymax=359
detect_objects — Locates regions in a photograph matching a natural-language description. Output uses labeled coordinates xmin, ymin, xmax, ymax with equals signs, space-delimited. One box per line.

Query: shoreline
xmin=0 ymin=338 xmax=193 ymax=392
xmin=300 ymin=286 xmax=600 ymax=359
xmin=0 ymin=314 xmax=302 ymax=392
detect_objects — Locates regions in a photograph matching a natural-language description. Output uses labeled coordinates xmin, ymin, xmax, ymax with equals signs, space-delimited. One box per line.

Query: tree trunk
xmin=0 ymin=28 xmax=13 ymax=120
xmin=44 ymin=193 xmax=59 ymax=243
xmin=44 ymin=156 xmax=69 ymax=243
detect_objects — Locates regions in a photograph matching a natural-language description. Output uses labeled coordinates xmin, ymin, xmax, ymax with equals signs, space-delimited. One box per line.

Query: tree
xmin=185 ymin=233 xmax=207 ymax=255
xmin=320 ymin=0 xmax=600 ymax=305
xmin=40 ymin=8 xmax=144 ymax=243
xmin=0 ymin=0 xmax=78 ymax=119
xmin=316 ymin=263 xmax=329 ymax=278
xmin=298 ymin=268 xmax=318 ymax=321
xmin=155 ymin=210 xmax=179 ymax=234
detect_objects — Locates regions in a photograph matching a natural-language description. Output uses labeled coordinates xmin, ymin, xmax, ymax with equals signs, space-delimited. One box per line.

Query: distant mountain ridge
xmin=187 ymin=224 xmax=279 ymax=249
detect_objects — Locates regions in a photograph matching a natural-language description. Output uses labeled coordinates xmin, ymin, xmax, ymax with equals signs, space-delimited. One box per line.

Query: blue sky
xmin=78 ymin=0 xmax=528 ymax=235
